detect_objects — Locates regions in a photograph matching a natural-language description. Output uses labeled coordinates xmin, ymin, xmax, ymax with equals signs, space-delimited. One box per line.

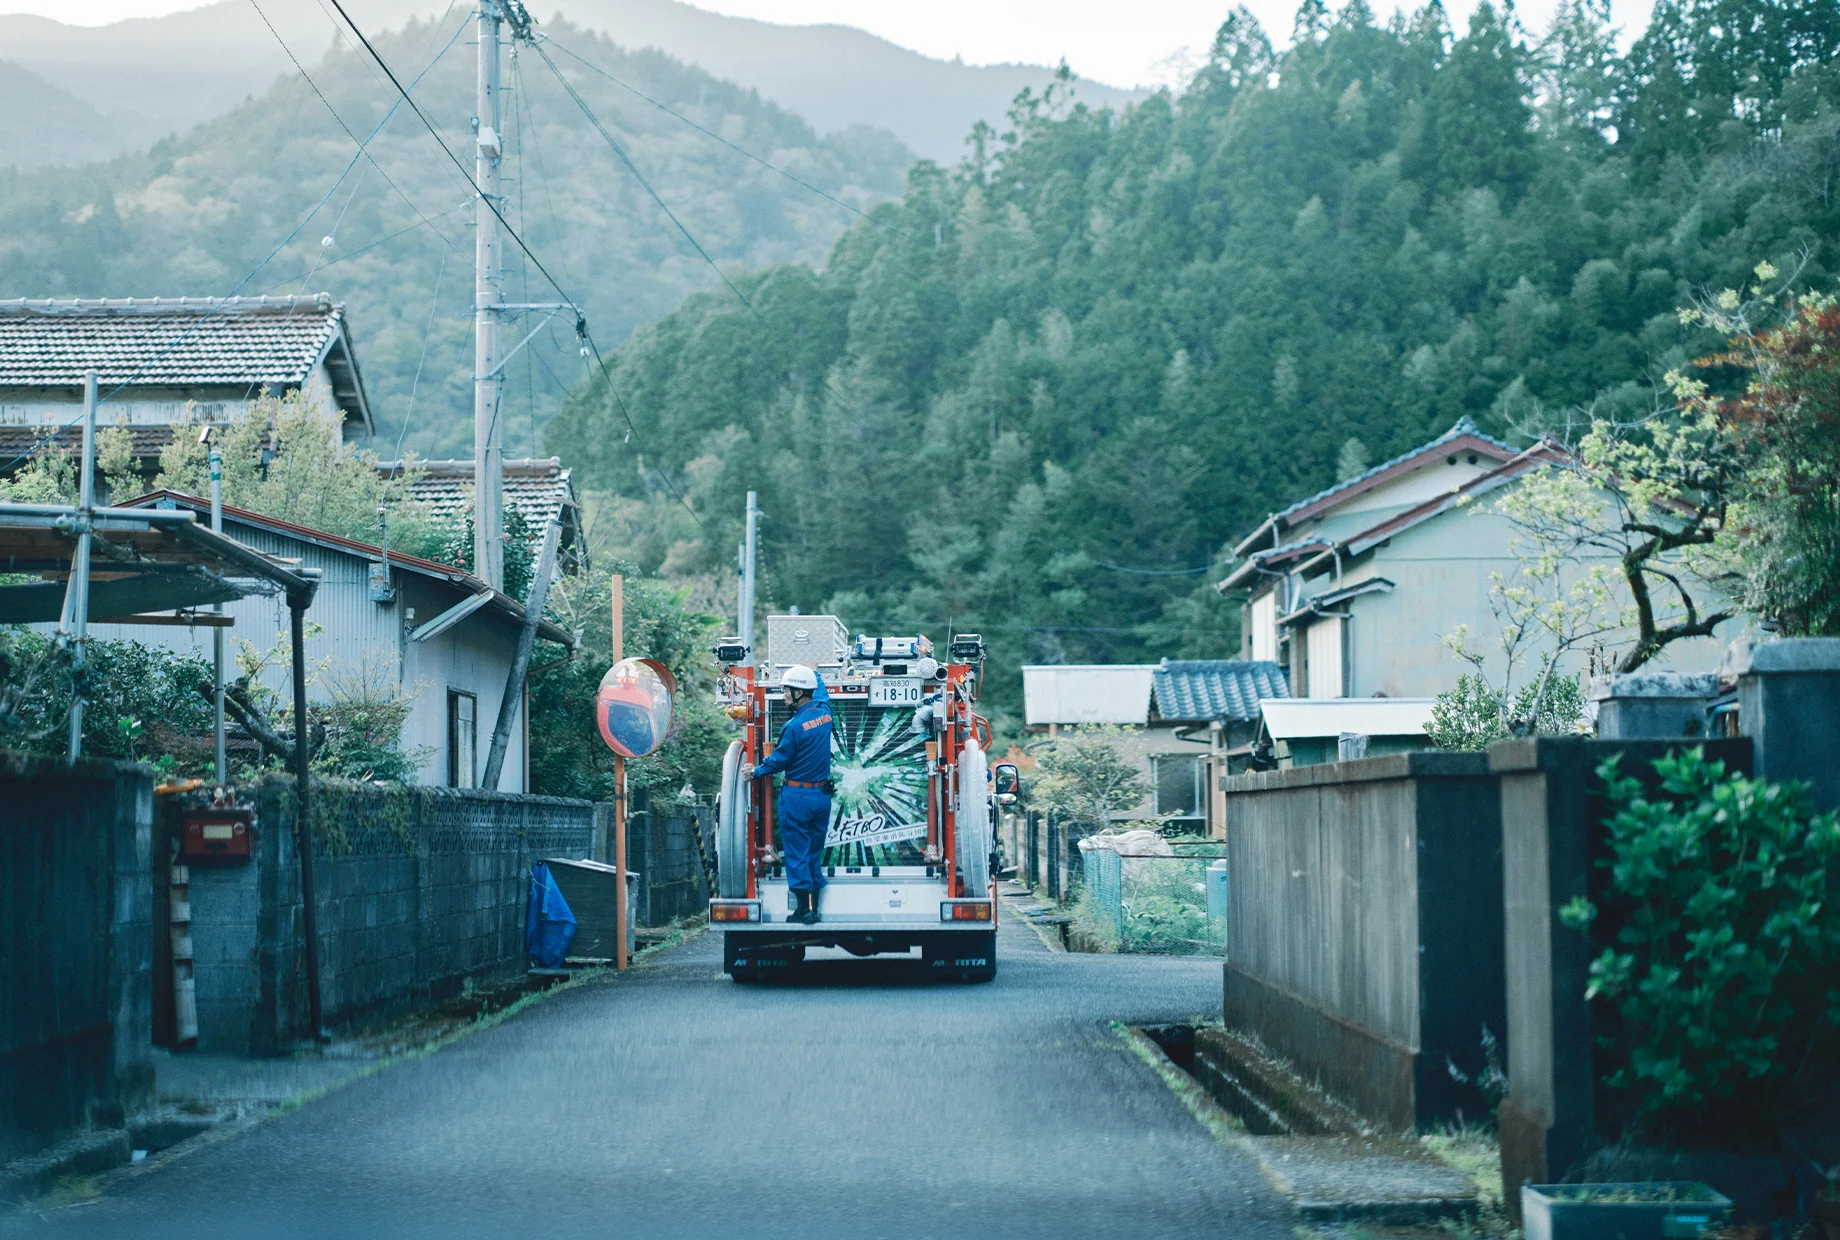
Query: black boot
xmin=791 ymin=890 xmax=820 ymax=925
xmin=806 ymin=888 xmax=822 ymax=924
xmin=786 ymin=890 xmax=806 ymax=923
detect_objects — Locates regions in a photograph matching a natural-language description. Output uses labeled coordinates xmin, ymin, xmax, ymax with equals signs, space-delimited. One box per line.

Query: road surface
xmin=26 ymin=915 xmax=1295 ymax=1240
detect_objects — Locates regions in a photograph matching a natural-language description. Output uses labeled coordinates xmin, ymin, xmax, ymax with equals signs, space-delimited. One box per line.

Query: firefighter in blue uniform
xmin=746 ymin=664 xmax=832 ymax=925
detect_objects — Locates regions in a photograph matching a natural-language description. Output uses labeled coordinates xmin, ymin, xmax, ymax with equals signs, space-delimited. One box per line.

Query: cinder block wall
xmin=625 ymin=795 xmax=713 ymax=926
xmin=0 ymin=752 xmax=153 ymax=1161
xmin=180 ymin=779 xmax=595 ymax=1053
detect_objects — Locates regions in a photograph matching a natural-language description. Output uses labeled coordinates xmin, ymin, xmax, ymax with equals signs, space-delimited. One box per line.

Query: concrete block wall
xmin=178 ymin=780 xmax=595 ymax=1053
xmin=625 ymin=796 xmax=713 ymax=927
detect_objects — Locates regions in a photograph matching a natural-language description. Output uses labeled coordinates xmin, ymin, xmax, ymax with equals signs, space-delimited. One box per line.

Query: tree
xmin=153 ymin=388 xmax=442 ymax=558
xmin=1031 ymin=725 xmax=1149 ymax=829
xmin=1492 ymin=414 xmax=1739 ymax=674
xmin=1687 ymin=280 xmax=1840 ymax=634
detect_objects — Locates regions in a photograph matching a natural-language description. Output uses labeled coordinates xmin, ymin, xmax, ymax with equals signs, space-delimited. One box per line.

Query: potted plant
xmin=1521 ymin=1182 xmax=1732 ymax=1240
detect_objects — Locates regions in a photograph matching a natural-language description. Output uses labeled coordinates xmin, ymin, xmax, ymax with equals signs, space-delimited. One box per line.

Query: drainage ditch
xmin=1136 ymin=1023 xmax=1369 ymax=1137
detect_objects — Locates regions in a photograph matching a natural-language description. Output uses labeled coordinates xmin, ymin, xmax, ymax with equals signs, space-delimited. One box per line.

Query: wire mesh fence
xmin=1078 ymin=840 xmax=1229 ymax=955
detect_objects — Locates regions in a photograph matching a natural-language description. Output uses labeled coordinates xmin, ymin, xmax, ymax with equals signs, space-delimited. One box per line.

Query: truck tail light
xmin=710 ymin=901 xmax=761 ymax=923
xmin=941 ymin=900 xmax=992 ymax=922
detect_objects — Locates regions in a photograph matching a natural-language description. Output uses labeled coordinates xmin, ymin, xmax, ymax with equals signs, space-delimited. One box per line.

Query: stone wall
xmin=170 ymin=779 xmax=595 ymax=1054
xmin=0 ymin=752 xmax=153 ymax=1162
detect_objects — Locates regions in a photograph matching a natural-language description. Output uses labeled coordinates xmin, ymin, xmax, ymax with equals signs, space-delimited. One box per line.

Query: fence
xmin=163 ymin=778 xmax=597 ymax=1053
xmin=1 ymin=752 xmax=154 ymax=1163
xmin=1222 ymin=751 xmax=1505 ymax=1131
xmin=1079 ymin=843 xmax=1229 ymax=955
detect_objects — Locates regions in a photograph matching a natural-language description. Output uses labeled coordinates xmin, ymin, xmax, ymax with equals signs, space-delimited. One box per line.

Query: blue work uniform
xmin=754 ymin=680 xmax=833 ymax=894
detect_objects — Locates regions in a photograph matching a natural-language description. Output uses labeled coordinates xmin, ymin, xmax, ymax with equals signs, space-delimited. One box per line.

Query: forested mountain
xmin=0 ymin=13 xmax=909 ymax=457
xmin=0 ymin=0 xmax=1139 ymax=167
xmin=546 ymin=0 xmax=1840 ymax=728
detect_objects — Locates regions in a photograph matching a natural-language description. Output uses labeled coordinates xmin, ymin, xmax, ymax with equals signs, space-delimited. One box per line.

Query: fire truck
xmin=708 ymin=616 xmax=1013 ymax=982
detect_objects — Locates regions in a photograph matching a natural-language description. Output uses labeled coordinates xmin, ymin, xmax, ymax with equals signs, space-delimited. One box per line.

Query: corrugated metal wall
xmin=49 ymin=513 xmax=528 ymax=789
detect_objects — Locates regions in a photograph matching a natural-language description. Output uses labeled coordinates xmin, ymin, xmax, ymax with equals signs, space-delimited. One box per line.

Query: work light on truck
xmin=941 ymin=900 xmax=992 ymax=922
xmin=710 ymin=901 xmax=761 ymax=923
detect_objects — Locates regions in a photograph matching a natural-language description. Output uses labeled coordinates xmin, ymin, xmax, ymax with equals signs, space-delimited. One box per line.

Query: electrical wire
xmin=577 ymin=328 xmax=704 ymax=529
xmin=1092 ymin=559 xmax=1235 ymax=575
xmin=326 ymin=0 xmax=704 ymax=530
xmin=545 ymin=35 xmax=884 ymax=229
xmin=394 ymin=242 xmax=452 ymax=461
xmin=0 ymin=28 xmax=464 ymax=477
xmin=323 ymin=0 xmax=577 ymax=310
xmin=247 ymin=0 xmax=462 ymax=252
xmin=249 ymin=198 xmax=471 ymax=296
xmin=528 ymin=40 xmax=762 ymax=320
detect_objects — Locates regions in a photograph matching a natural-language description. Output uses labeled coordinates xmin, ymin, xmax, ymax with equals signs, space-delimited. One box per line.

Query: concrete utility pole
xmin=741 ymin=491 xmax=759 ymax=662
xmin=62 ymin=370 xmax=98 ymax=763
xmin=612 ymin=573 xmax=627 ymax=970
xmin=210 ymin=445 xmax=226 ymax=785
xmin=473 ymin=0 xmax=505 ymax=592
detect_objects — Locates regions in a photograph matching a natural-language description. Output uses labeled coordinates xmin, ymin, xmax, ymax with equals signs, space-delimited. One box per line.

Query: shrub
xmin=1560 ymin=749 xmax=1840 ymax=1147
xmin=1428 ymin=668 xmax=1585 ymax=750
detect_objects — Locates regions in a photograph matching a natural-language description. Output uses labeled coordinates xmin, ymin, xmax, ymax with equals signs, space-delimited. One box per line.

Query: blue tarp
xmin=526 ymin=862 xmax=578 ymax=968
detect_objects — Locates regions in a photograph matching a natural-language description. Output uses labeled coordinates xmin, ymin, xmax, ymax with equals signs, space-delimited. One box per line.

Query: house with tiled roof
xmin=1217 ymin=418 xmax=1723 ymax=700
xmin=0 ymin=295 xmax=373 ymax=485
xmin=377 ymin=457 xmax=588 ymax=574
xmin=44 ymin=489 xmax=574 ymax=790
xmin=1021 ymin=658 xmax=1288 ymax=836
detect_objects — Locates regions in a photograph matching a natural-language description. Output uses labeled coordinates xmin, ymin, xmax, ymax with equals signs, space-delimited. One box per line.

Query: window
xmin=1153 ymin=754 xmax=1204 ymax=823
xmin=448 ymin=690 xmax=477 ymax=788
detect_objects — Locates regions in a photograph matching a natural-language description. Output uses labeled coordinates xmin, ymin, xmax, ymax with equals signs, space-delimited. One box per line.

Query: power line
xmin=1092 ymin=559 xmax=1235 ymax=575
xmin=0 ymin=32 xmax=462 ymax=477
xmin=577 ymin=326 xmax=705 ymax=529
xmin=249 ymin=199 xmax=471 ymax=296
xmin=247 ymin=0 xmax=462 ymax=252
xmin=323 ymin=0 xmax=577 ymax=311
xmin=545 ymin=36 xmax=884 ymax=230
xmin=529 ymin=40 xmax=762 ymax=320
xmin=394 ymin=241 xmax=452 ymax=460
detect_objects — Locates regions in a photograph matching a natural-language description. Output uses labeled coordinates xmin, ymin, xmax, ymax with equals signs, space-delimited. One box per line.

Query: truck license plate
xmin=869 ymin=677 xmax=922 ymax=707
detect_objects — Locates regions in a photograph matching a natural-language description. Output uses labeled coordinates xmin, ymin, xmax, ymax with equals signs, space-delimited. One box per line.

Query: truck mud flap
xmin=924 ymin=931 xmax=997 ymax=983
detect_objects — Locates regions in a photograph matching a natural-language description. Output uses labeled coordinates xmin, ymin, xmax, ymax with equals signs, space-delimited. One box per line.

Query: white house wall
xmin=1333 ymin=506 xmax=1729 ymax=699
xmin=47 ymin=517 xmax=528 ymax=789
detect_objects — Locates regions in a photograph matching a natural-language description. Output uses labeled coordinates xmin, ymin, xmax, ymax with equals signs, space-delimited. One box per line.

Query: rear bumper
xmin=723 ymin=927 xmax=996 ymax=976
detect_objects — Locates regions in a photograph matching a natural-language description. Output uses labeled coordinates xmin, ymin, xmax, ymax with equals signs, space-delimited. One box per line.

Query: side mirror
xmin=993 ymin=763 xmax=1020 ymax=799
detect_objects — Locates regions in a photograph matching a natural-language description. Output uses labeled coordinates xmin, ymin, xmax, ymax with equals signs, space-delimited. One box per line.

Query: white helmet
xmin=781 ymin=665 xmax=819 ymax=691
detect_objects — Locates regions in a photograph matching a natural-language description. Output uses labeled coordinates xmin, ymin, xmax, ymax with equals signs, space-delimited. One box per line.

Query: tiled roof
xmin=379 ymin=458 xmax=586 ymax=569
xmin=1152 ymin=659 xmax=1290 ymax=721
xmin=0 ymin=295 xmax=372 ymax=431
xmin=0 ymin=424 xmax=176 ymax=461
xmin=1269 ymin=416 xmax=1513 ymax=526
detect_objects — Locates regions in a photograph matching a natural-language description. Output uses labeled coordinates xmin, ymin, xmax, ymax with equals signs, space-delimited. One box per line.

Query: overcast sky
xmin=10 ymin=0 xmax=1653 ymax=89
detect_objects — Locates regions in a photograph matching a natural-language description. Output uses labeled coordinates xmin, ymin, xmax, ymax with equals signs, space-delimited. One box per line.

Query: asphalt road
xmin=26 ymin=915 xmax=1295 ymax=1240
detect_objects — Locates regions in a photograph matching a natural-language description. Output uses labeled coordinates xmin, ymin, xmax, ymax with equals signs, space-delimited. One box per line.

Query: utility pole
xmin=612 ymin=573 xmax=627 ymax=970
xmin=62 ymin=370 xmax=98 ymax=763
xmin=741 ymin=491 xmax=759 ymax=662
xmin=210 ymin=445 xmax=226 ymax=784
xmin=473 ymin=0 xmax=505 ymax=592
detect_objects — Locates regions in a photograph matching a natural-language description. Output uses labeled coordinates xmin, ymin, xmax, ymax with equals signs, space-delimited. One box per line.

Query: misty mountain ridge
xmin=0 ymin=0 xmax=1145 ymax=167
xmin=0 ymin=12 xmax=913 ymax=457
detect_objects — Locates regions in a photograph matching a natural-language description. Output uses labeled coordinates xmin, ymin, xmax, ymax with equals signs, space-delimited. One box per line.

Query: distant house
xmin=378 ymin=456 xmax=589 ymax=574
xmin=1022 ymin=659 xmax=1288 ymax=837
xmin=1255 ymin=698 xmax=1436 ymax=768
xmin=1218 ymin=416 xmax=1722 ymax=700
xmin=54 ymin=490 xmax=573 ymax=790
xmin=0 ymin=295 xmax=374 ymax=488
